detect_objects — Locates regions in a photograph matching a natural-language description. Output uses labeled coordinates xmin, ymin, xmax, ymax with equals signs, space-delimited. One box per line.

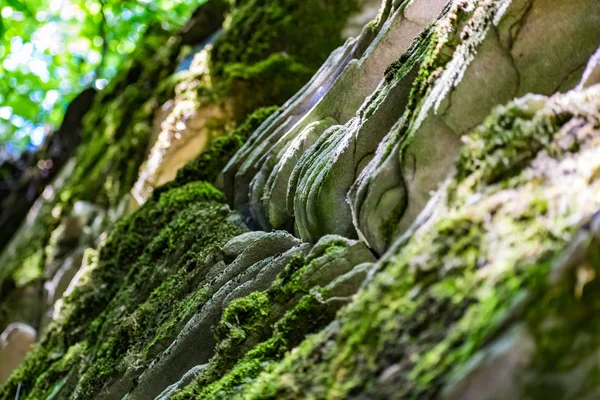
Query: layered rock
xmin=133 ymin=0 xmax=379 ymax=205
xmin=351 ymin=0 xmax=600 ymax=253
xmin=0 ymin=0 xmax=599 ymax=399
xmin=223 ymin=0 xmax=448 ymax=229
xmin=165 ymin=235 xmax=376 ymax=399
xmin=225 ymin=0 xmax=600 ymax=256
xmin=203 ymin=70 xmax=600 ymax=400
xmin=0 ymin=0 xmax=385 ymax=396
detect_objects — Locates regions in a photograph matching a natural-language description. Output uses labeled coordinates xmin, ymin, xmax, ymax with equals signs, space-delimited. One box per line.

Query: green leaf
xmin=5 ymin=0 xmax=32 ymax=16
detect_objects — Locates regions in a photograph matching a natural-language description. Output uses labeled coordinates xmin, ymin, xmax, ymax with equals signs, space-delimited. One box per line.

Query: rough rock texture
xmin=351 ymin=0 xmax=600 ymax=254
xmin=223 ymin=0 xmax=447 ymax=230
xmin=132 ymin=0 xmax=373 ymax=205
xmin=220 ymin=82 xmax=600 ymax=400
xmin=226 ymin=0 xmax=600 ymax=253
xmin=1 ymin=0 xmax=600 ymax=399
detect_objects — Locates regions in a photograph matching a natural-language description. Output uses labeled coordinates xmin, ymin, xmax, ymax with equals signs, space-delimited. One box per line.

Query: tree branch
xmin=94 ymin=0 xmax=108 ymax=81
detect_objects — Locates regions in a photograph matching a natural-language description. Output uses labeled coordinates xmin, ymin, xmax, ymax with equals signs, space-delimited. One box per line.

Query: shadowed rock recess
xmin=0 ymin=0 xmax=599 ymax=399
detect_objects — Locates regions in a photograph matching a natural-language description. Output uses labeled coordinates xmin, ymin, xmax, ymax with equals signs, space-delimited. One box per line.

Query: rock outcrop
xmin=0 ymin=0 xmax=599 ymax=399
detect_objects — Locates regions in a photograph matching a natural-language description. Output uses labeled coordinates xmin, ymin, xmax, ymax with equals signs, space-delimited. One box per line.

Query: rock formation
xmin=0 ymin=0 xmax=599 ymax=399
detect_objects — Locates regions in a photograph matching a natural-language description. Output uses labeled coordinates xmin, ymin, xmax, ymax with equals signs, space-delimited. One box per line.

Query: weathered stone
xmin=221 ymin=231 xmax=270 ymax=261
xmin=440 ymin=325 xmax=536 ymax=400
xmin=44 ymin=250 xmax=85 ymax=313
xmin=253 ymin=117 xmax=337 ymax=231
xmin=226 ymin=79 xmax=600 ymax=400
xmin=351 ymin=0 xmax=600 ymax=254
xmin=228 ymin=0 xmax=449 ymax=237
xmin=579 ymin=46 xmax=600 ymax=89
xmin=221 ymin=0 xmax=399 ymax=210
xmin=325 ymin=262 xmax=373 ymax=299
xmin=3 ymin=1 xmax=600 ymax=400
xmin=222 ymin=243 xmax=312 ymax=308
xmin=300 ymin=235 xmax=376 ymax=289
xmin=154 ymin=364 xmax=207 ymax=400
xmin=0 ymin=323 xmax=36 ymax=384
xmin=124 ymin=232 xmax=306 ymax=400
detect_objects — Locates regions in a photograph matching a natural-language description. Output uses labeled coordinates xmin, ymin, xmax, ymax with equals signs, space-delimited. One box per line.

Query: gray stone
xmin=0 ymin=323 xmax=36 ymax=384
xmin=350 ymin=0 xmax=600 ymax=254
xmin=300 ymin=235 xmax=376 ymax=289
xmin=154 ymin=364 xmax=207 ymax=400
xmin=221 ymin=231 xmax=270 ymax=261
xmin=125 ymin=232 xmax=306 ymax=400
xmin=223 ymin=244 xmax=311 ymax=308
xmin=579 ymin=46 xmax=600 ymax=89
xmin=324 ymin=262 xmax=373 ymax=300
xmin=252 ymin=118 xmax=337 ymax=231
xmin=223 ymin=0 xmax=442 ymax=221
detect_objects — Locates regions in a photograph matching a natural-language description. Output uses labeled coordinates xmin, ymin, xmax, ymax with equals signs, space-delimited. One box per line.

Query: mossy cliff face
xmin=1 ymin=0 xmax=600 ymax=399
xmin=0 ymin=181 xmax=246 ymax=400
xmin=209 ymin=82 xmax=600 ymax=400
xmin=0 ymin=26 xmax=182 ymax=333
xmin=225 ymin=0 xmax=600 ymax=254
xmin=0 ymin=0 xmax=362 ymax=334
xmin=131 ymin=0 xmax=363 ymax=204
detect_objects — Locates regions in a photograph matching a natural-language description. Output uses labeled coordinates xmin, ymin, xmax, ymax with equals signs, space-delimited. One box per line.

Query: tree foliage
xmin=0 ymin=0 xmax=202 ymax=155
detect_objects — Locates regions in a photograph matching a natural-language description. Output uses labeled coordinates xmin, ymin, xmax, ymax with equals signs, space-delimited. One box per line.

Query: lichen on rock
xmin=221 ymin=83 xmax=600 ymax=400
xmin=1 ymin=0 xmax=600 ymax=399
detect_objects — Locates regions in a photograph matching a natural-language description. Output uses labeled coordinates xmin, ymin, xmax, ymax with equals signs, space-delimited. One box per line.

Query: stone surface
xmin=154 ymin=364 xmax=207 ymax=400
xmin=227 ymin=0 xmax=449 ymax=238
xmin=580 ymin=46 xmax=600 ymax=89
xmin=351 ymin=0 xmax=600 ymax=253
xmin=125 ymin=232 xmax=306 ymax=400
xmin=221 ymin=231 xmax=270 ymax=261
xmin=220 ymin=79 xmax=600 ymax=400
xmin=0 ymin=323 xmax=36 ymax=384
xmin=2 ymin=1 xmax=600 ymax=400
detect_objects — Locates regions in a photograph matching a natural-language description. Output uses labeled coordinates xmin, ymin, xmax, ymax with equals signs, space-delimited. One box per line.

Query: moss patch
xmin=170 ymin=240 xmax=362 ymax=399
xmin=218 ymin=77 xmax=600 ymax=400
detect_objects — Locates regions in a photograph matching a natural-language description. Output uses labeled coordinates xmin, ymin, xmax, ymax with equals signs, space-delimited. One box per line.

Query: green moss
xmin=364 ymin=0 xmax=514 ymax=246
xmin=0 ymin=0 xmax=360 ymax=298
xmin=216 ymin=67 xmax=600 ymax=400
xmin=0 ymin=26 xmax=183 ymax=299
xmin=69 ymin=186 xmax=242 ymax=398
xmin=211 ymin=0 xmax=359 ymax=78
xmin=451 ymin=98 xmax=567 ymax=197
xmin=169 ymin=240 xmax=360 ymax=399
xmin=205 ymin=0 xmax=360 ymax=122
xmin=0 ymin=181 xmax=244 ymax=400
xmin=221 ymin=53 xmax=313 ymax=120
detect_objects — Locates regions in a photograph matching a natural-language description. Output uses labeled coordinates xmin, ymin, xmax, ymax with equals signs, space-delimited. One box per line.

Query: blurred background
xmin=0 ymin=0 xmax=201 ymax=158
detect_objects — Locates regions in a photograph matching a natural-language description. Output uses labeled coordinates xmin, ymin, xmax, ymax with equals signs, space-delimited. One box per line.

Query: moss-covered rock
xmin=351 ymin=0 xmax=600 ymax=254
xmin=154 ymin=105 xmax=278 ymax=197
xmin=169 ymin=235 xmax=375 ymax=399
xmin=224 ymin=0 xmax=446 ymax=226
xmin=220 ymin=83 xmax=600 ymax=400
xmin=3 ymin=1 xmax=600 ymax=399
xmin=0 ymin=181 xmax=245 ymax=400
